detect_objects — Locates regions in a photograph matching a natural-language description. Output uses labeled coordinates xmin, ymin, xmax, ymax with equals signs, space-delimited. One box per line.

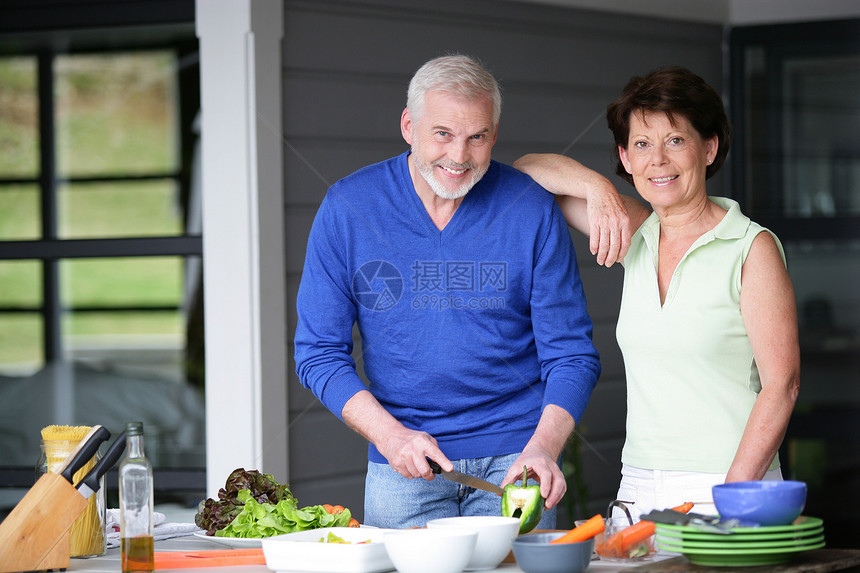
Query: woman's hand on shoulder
xmin=515 ymin=153 xmax=642 ymax=266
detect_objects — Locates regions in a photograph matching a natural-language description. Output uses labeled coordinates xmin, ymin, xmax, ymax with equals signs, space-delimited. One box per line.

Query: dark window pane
xmin=58 ymin=179 xmax=183 ymax=239
xmin=742 ymin=51 xmax=860 ymax=218
xmin=781 ymin=55 xmax=860 ymax=217
xmin=55 ymin=52 xmax=177 ymax=177
xmin=787 ymin=239 xmax=860 ymax=360
xmin=0 ymin=57 xmax=39 ymax=178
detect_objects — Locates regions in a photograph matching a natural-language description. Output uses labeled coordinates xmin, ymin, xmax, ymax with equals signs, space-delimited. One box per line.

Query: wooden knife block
xmin=0 ymin=473 xmax=89 ymax=572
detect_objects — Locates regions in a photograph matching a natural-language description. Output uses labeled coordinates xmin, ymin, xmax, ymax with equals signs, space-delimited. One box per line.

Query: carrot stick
xmin=614 ymin=502 xmax=695 ymax=554
xmin=550 ymin=514 xmax=605 ymax=544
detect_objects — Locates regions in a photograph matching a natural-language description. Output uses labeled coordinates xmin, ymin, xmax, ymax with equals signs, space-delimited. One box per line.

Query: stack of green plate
xmin=656 ymin=516 xmax=825 ymax=567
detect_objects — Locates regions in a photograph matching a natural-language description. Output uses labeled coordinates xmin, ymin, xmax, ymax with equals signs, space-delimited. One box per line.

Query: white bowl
xmin=383 ymin=528 xmax=477 ymax=573
xmin=261 ymin=527 xmax=394 ymax=573
xmin=427 ymin=516 xmax=521 ymax=570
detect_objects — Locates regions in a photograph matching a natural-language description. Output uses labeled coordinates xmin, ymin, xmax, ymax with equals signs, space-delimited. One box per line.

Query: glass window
xmin=0 ymin=261 xmax=42 ymax=375
xmin=781 ymin=55 xmax=860 ymax=218
xmin=0 ymin=44 xmax=203 ymax=497
xmin=0 ymin=260 xmax=41 ymax=307
xmin=55 ymin=52 xmax=177 ymax=177
xmin=58 ymin=179 xmax=183 ymax=239
xmin=0 ymin=315 xmax=43 ymax=375
xmin=61 ymin=256 xmax=183 ymax=308
xmin=60 ymin=256 xmax=193 ymax=382
xmin=0 ymin=57 xmax=39 ymax=178
xmin=737 ymin=42 xmax=860 ymax=224
xmin=0 ymin=184 xmax=40 ymax=240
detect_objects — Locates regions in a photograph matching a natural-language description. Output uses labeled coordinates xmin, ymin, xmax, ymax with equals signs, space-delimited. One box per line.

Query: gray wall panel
xmin=283 ymin=141 xmax=409 ymax=206
xmin=591 ymin=323 xmax=624 ymax=380
xmin=282 ymin=74 xmax=404 ymax=139
xmin=288 ymin=409 xmax=369 ymax=481
xmin=578 ymin=265 xmax=623 ymax=321
xmin=579 ymin=379 xmax=628 ymax=440
xmin=283 ymin=0 xmax=722 ymax=525
xmin=285 ymin=207 xmax=317 ymax=270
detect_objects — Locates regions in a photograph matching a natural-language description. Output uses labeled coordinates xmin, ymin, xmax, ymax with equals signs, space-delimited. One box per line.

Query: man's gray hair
xmin=407 ymin=54 xmax=502 ymax=125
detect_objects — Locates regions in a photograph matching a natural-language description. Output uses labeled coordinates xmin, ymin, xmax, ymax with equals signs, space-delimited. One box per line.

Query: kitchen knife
xmin=638 ymin=509 xmax=753 ymax=533
xmin=76 ymin=431 xmax=127 ymax=499
xmin=428 ymin=459 xmax=504 ymax=495
xmin=58 ymin=424 xmax=111 ymax=484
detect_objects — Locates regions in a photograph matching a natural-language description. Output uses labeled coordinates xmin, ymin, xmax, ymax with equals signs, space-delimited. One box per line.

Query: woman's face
xmin=618 ymin=110 xmax=718 ymax=211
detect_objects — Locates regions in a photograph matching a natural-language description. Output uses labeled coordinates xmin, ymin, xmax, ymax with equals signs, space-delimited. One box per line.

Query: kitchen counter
xmin=64 ymin=537 xmax=860 ymax=573
xmin=64 ymin=536 xmax=660 ymax=573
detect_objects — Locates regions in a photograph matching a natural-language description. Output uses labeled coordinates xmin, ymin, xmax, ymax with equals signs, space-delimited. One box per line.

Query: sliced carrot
xmin=604 ymin=501 xmax=695 ymax=556
xmin=616 ymin=522 xmax=656 ymax=554
xmin=595 ymin=530 xmax=625 ymax=558
xmin=550 ymin=514 xmax=605 ymax=544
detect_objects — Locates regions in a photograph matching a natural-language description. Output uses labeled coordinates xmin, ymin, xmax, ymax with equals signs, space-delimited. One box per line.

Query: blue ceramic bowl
xmin=712 ymin=480 xmax=807 ymax=526
xmin=511 ymin=532 xmax=594 ymax=573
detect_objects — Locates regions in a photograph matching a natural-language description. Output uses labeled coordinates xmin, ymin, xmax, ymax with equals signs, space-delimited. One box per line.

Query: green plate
xmin=657 ymin=539 xmax=826 ymax=556
xmin=656 ymin=540 xmax=827 ymax=567
xmin=656 ymin=526 xmax=824 ymax=543
xmin=656 ymin=516 xmax=822 ymax=536
xmin=657 ymin=534 xmax=825 ymax=551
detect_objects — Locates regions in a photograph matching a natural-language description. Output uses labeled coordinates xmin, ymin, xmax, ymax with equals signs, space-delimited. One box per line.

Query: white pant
xmin=614 ymin=464 xmax=784 ymax=522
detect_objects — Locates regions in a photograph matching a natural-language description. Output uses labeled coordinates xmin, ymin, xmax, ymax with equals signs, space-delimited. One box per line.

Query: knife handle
xmin=427 ymin=459 xmax=442 ymax=474
xmin=78 ymin=431 xmax=127 ymax=497
xmin=59 ymin=425 xmax=111 ymax=484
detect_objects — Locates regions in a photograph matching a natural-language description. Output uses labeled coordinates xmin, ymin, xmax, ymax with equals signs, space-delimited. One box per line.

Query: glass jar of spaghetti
xmin=37 ymin=426 xmax=107 ymax=558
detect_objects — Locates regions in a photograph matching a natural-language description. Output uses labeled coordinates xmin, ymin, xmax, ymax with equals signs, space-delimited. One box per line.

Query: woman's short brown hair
xmin=606 ymin=66 xmax=731 ymax=186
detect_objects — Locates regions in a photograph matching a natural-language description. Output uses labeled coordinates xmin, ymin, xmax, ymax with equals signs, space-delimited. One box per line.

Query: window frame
xmin=0 ymin=7 xmax=203 ymax=497
xmin=0 ymin=45 xmax=201 ymax=371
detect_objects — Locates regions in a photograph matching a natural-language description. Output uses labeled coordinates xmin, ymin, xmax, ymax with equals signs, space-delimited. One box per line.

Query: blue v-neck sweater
xmin=295 ymin=152 xmax=600 ymax=463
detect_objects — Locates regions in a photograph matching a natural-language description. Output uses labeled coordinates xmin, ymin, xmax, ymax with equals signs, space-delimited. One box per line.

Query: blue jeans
xmin=364 ymin=453 xmax=558 ymax=529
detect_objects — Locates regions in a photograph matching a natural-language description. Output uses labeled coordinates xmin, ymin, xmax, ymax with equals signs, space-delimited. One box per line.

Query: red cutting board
xmin=154 ymin=548 xmax=266 ymax=569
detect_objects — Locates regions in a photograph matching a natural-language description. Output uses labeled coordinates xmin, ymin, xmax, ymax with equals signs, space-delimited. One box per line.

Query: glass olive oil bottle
xmin=119 ymin=422 xmax=154 ymax=573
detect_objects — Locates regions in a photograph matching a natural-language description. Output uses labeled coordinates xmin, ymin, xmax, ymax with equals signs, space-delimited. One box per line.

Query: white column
xmin=196 ymin=0 xmax=287 ymax=496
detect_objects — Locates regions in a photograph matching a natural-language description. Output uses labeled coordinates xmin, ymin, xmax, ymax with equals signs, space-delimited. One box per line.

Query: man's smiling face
xmin=402 ymin=90 xmax=497 ymax=200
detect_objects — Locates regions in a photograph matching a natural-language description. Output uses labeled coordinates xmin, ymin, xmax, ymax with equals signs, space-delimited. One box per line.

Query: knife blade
xmin=76 ymin=431 xmax=127 ymax=500
xmin=58 ymin=425 xmax=111 ymax=484
xmin=639 ymin=509 xmax=755 ymax=533
xmin=428 ymin=459 xmax=504 ymax=494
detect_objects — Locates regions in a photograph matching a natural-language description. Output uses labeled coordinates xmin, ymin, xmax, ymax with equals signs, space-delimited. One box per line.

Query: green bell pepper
xmin=501 ymin=465 xmax=544 ymax=534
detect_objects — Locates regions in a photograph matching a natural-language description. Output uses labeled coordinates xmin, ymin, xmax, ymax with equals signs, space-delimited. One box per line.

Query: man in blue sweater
xmin=294 ymin=54 xmax=601 ymax=528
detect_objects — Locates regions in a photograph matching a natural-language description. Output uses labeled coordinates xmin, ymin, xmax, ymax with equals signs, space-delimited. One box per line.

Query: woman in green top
xmin=515 ymin=66 xmax=800 ymax=520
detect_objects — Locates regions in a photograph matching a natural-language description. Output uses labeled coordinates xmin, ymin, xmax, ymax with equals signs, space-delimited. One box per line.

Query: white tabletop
xmin=65 ymin=535 xmax=673 ymax=573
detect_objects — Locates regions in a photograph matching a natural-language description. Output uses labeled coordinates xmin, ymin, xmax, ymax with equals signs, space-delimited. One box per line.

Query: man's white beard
xmin=413 ymin=151 xmax=487 ymax=200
